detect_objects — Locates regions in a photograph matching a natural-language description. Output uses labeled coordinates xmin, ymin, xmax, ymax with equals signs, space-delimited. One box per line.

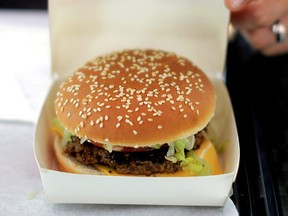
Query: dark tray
xmin=226 ymin=34 xmax=288 ymax=216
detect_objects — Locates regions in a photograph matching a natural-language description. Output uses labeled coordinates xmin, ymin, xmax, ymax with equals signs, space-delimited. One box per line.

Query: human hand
xmin=224 ymin=0 xmax=288 ymax=56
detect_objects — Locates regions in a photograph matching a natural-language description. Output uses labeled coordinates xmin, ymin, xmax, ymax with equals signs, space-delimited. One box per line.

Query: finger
xmin=243 ymin=14 xmax=288 ymax=56
xmin=240 ymin=14 xmax=288 ymax=50
xmin=231 ymin=0 xmax=288 ymax=30
xmin=262 ymin=17 xmax=288 ymax=56
xmin=262 ymin=39 xmax=288 ymax=56
xmin=224 ymin=0 xmax=255 ymax=11
xmin=240 ymin=27 xmax=276 ymax=50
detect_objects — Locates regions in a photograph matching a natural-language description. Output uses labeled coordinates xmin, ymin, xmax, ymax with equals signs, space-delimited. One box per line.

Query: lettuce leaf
xmin=151 ymin=144 xmax=162 ymax=149
xmin=165 ymin=135 xmax=212 ymax=176
xmin=165 ymin=138 xmax=191 ymax=163
xmin=182 ymin=151 xmax=212 ymax=176
xmin=104 ymin=144 xmax=113 ymax=153
xmin=52 ymin=118 xmax=73 ymax=142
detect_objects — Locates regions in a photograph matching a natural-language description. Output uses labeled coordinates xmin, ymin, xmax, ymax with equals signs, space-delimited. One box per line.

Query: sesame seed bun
xmin=55 ymin=49 xmax=216 ymax=147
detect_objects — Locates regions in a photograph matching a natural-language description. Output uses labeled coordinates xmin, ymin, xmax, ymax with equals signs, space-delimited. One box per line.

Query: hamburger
xmin=53 ymin=49 xmax=223 ymax=176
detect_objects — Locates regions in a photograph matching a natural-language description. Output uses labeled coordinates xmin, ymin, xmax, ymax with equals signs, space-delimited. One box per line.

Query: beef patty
xmin=64 ymin=132 xmax=204 ymax=176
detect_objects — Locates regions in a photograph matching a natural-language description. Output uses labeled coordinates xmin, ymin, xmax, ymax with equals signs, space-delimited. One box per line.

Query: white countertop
xmin=0 ymin=10 xmax=238 ymax=216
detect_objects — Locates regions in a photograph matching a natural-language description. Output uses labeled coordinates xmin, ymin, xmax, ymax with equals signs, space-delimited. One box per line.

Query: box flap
xmin=49 ymin=0 xmax=229 ymax=79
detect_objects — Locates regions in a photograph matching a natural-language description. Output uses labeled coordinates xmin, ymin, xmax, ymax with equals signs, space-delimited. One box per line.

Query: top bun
xmin=55 ymin=49 xmax=216 ymax=146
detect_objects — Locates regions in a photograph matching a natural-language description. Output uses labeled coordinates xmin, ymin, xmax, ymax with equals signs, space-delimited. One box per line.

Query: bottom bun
xmin=54 ymin=137 xmax=223 ymax=177
xmin=54 ymin=136 xmax=105 ymax=175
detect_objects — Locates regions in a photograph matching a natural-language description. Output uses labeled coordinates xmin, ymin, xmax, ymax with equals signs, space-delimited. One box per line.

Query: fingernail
xmin=229 ymin=0 xmax=244 ymax=9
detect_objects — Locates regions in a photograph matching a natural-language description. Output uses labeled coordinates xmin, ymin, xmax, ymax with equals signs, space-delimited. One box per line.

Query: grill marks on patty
xmin=64 ymin=132 xmax=204 ymax=176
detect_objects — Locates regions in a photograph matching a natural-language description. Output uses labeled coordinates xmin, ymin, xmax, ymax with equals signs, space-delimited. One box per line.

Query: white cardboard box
xmin=34 ymin=0 xmax=240 ymax=206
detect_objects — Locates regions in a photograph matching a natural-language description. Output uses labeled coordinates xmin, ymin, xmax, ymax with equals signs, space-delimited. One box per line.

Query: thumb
xmin=224 ymin=0 xmax=255 ymax=11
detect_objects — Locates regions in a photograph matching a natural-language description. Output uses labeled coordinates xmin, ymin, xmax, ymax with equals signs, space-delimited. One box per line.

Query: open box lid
xmin=49 ymin=0 xmax=229 ymax=79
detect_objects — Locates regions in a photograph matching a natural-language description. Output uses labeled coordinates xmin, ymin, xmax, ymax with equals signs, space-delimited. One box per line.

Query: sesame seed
xmin=176 ymin=95 xmax=185 ymax=102
xmin=125 ymin=119 xmax=133 ymax=126
xmin=116 ymin=123 xmax=121 ymax=128
xmin=99 ymin=122 xmax=104 ymax=128
xmin=104 ymin=138 xmax=109 ymax=142
xmin=183 ymin=114 xmax=188 ymax=118
xmin=147 ymin=118 xmax=153 ymax=122
xmin=133 ymin=130 xmax=138 ymax=135
xmin=67 ymin=112 xmax=71 ymax=117
xmin=158 ymin=125 xmax=163 ymax=129
xmin=80 ymin=121 xmax=84 ymax=127
xmin=90 ymin=120 xmax=94 ymax=126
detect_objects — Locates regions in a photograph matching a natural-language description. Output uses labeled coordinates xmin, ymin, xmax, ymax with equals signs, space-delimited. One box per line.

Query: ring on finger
xmin=272 ymin=20 xmax=287 ymax=43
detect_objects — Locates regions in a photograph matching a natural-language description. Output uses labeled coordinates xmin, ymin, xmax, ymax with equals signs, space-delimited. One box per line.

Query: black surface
xmin=0 ymin=0 xmax=47 ymax=9
xmin=227 ymin=34 xmax=288 ymax=216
